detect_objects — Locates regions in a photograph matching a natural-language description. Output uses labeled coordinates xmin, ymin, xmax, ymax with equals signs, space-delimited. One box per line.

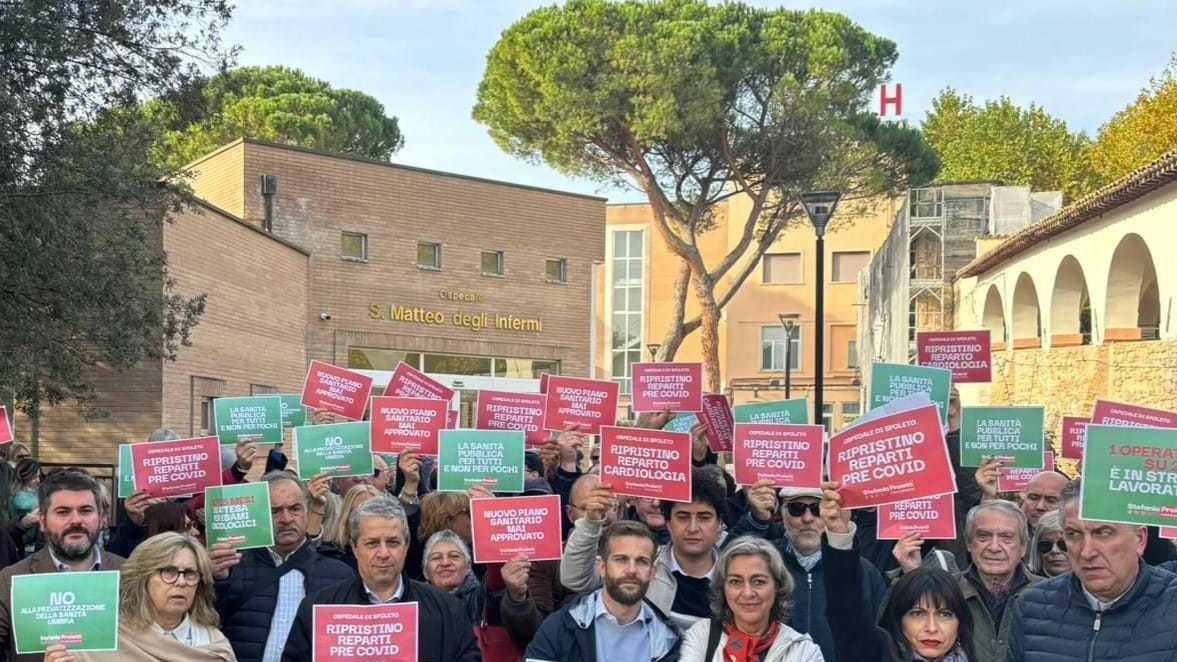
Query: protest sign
xmin=301 ymin=360 xmax=374 ymax=421
xmin=960 ymin=406 xmax=1046 ymax=468
xmin=869 ymin=363 xmax=952 ymax=424
xmin=543 ymin=376 xmax=619 ymax=435
xmin=130 ymin=436 xmax=221 ymax=498
xmin=916 ymin=330 xmax=992 ymax=383
xmin=446 ymin=409 xmax=459 ymax=429
xmin=1079 ymin=424 xmax=1177 ymax=528
xmin=699 ymin=393 xmax=735 ymax=452
xmin=475 ymin=390 xmax=548 ymax=446
xmin=386 ymin=362 xmax=455 ymax=401
xmin=998 ymin=451 xmax=1057 ymax=492
xmin=313 ymin=603 xmax=417 ymax=662
xmin=117 ymin=444 xmax=135 ymax=498
xmin=437 ymin=430 xmax=525 ymax=493
xmin=369 ymin=396 xmax=447 ymax=455
xmin=1061 ymin=416 xmax=1089 ymax=460
xmin=214 ymin=395 xmax=283 ymax=445
xmin=470 ymin=494 xmax=563 ymax=563
xmin=876 ymin=494 xmax=957 ymax=540
xmin=205 ymin=482 xmax=275 ymax=549
xmin=1162 ymin=527 xmax=1177 ymax=540
xmin=828 ymin=403 xmax=957 ymax=509
xmin=662 ymin=413 xmax=698 ymax=433
xmin=279 ymin=394 xmax=308 ymax=430
xmin=11 ymin=571 xmax=120 ymax=653
xmin=599 ymin=426 xmax=692 ymax=502
xmin=1091 ymin=399 xmax=1177 ymax=429
xmin=538 ymin=373 xmax=550 ymax=394
xmin=0 ymin=405 xmax=11 ymax=444
xmin=293 ymin=422 xmax=373 ymax=478
xmin=732 ymin=424 xmax=824 ymax=489
xmin=630 ymin=362 xmax=704 ymax=413
xmin=732 ymin=398 xmax=809 ymax=425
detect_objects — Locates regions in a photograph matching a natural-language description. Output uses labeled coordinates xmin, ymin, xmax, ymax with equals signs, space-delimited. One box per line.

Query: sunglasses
xmin=785 ymin=502 xmax=821 ymax=518
xmin=1037 ymin=539 xmax=1067 ymax=554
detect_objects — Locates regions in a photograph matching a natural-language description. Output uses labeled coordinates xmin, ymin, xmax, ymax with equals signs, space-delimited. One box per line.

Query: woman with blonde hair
xmin=1028 ymin=510 xmax=1070 ymax=578
xmin=318 ymin=483 xmax=382 ymax=570
xmin=43 ymin=532 xmax=235 ymax=662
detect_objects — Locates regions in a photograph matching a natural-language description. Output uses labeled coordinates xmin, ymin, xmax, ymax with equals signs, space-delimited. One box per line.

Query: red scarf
xmin=722 ymin=621 xmax=780 ymax=662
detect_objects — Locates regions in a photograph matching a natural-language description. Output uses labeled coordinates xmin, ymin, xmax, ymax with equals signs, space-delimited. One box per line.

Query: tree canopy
xmin=1091 ymin=54 xmax=1177 ymax=183
xmin=144 ymin=65 xmax=405 ymax=167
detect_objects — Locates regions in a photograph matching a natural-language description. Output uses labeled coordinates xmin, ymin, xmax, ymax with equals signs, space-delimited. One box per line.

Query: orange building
xmin=594 ymin=195 xmax=900 ymax=433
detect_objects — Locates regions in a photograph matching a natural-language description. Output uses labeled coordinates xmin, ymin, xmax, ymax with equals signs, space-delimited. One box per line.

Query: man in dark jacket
xmin=1007 ymin=479 xmax=1177 ymax=662
xmin=282 ymin=496 xmax=478 ymax=662
xmin=211 ymin=471 xmax=355 ymax=662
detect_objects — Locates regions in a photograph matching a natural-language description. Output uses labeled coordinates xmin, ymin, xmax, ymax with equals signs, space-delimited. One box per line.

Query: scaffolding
xmin=907 ymin=187 xmax=947 ymax=361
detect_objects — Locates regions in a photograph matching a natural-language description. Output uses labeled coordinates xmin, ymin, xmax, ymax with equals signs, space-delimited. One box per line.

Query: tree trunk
xmin=692 ymin=272 xmax=724 ymax=393
xmin=656 ymin=261 xmax=693 ymax=361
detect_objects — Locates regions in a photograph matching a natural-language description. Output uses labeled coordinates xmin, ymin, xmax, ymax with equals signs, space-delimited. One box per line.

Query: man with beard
xmin=0 ymin=468 xmax=124 ymax=662
xmin=529 ymin=520 xmax=680 ymax=662
xmin=210 ymin=471 xmax=354 ymax=662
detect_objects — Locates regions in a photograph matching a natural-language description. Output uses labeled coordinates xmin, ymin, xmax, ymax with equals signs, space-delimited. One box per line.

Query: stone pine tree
xmin=0 ymin=1 xmax=233 ymax=447
xmin=473 ymin=0 xmax=934 ymax=391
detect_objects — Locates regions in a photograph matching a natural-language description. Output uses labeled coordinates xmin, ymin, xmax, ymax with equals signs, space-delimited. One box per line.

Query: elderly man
xmin=281 ymin=496 xmax=478 ymax=662
xmin=1006 ymin=479 xmax=1177 ymax=661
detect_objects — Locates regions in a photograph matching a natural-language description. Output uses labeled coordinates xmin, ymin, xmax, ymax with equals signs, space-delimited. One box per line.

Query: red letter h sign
xmin=879 ymin=83 xmax=903 ymax=117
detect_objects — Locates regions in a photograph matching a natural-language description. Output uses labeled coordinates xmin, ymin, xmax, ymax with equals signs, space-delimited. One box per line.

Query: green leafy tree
xmin=473 ymin=0 xmax=934 ymax=390
xmin=145 ymin=65 xmax=405 ymax=167
xmin=1091 ymin=54 xmax=1177 ymax=183
xmin=922 ymin=88 xmax=1097 ymax=201
xmin=0 ymin=1 xmax=230 ymax=447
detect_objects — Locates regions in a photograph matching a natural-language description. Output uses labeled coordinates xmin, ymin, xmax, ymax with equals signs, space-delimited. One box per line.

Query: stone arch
xmin=1050 ymin=256 xmax=1091 ymax=345
xmin=1105 ymin=233 xmax=1161 ymax=341
xmin=1012 ymin=273 xmax=1041 ymax=344
xmin=982 ymin=285 xmax=1006 ymax=344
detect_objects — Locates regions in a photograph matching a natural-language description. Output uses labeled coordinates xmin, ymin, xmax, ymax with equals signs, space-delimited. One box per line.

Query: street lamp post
xmin=777 ymin=313 xmax=800 ymax=399
xmin=798 ymin=191 xmax=842 ymax=428
xmin=646 ymin=343 xmax=661 ymax=361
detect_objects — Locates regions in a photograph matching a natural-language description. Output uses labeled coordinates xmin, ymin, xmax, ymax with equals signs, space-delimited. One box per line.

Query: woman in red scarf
xmin=680 ymin=536 xmax=823 ymax=662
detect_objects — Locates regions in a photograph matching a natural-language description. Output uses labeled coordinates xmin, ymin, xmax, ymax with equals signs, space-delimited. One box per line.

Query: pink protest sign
xmin=476 ymin=390 xmax=549 ymax=447
xmin=630 ymin=362 xmax=703 ymax=413
xmin=599 ymin=426 xmax=692 ymax=503
xmin=469 ymin=495 xmax=563 ymax=563
xmin=446 ymin=410 xmax=458 ymax=429
xmin=877 ymin=494 xmax=957 ymax=540
xmin=369 ymin=396 xmax=447 ymax=455
xmin=131 ymin=436 xmax=222 ymax=498
xmin=1061 ymin=416 xmax=1089 ymax=460
xmin=916 ymin=330 xmax=992 ymax=383
xmin=386 ymin=362 xmax=455 ymax=401
xmin=0 ymin=406 xmax=11 ymax=444
xmin=1091 ymin=399 xmax=1177 ymax=429
xmin=828 ymin=403 xmax=957 ymax=509
xmin=313 ymin=603 xmax=417 ymax=662
xmin=732 ymin=424 xmax=824 ymax=489
xmin=543 ymin=376 xmax=619 ymax=435
xmin=301 ymin=360 xmax=374 ymax=421
xmin=997 ymin=451 xmax=1056 ymax=492
xmin=699 ymin=393 xmax=735 ymax=452
xmin=538 ymin=373 xmax=550 ymax=394
xmin=1162 ymin=527 xmax=1177 ymax=540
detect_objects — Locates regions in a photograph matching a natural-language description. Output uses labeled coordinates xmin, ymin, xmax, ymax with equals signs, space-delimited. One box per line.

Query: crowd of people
xmin=0 ymin=389 xmax=1174 ymax=662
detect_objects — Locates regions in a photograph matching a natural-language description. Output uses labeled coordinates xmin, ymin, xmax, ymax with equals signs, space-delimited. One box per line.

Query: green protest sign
xmin=11 ymin=571 xmax=120 ymax=653
xmin=205 ymin=482 xmax=275 ymax=549
xmin=293 ymin=422 xmax=374 ymax=478
xmin=1080 ymin=424 xmax=1177 ymax=528
xmin=437 ymin=430 xmax=526 ymax=493
xmin=662 ymin=413 xmax=698 ymax=433
xmin=278 ymin=394 xmax=307 ymax=430
xmin=117 ymin=444 xmax=135 ymax=498
xmin=214 ymin=396 xmax=283 ymax=445
xmin=869 ymin=363 xmax=951 ymax=423
xmin=732 ymin=399 xmax=809 ymax=425
xmin=960 ymin=406 xmax=1046 ymax=468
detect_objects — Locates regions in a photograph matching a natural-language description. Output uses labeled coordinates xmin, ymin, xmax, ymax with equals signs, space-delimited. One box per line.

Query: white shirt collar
xmin=669 ymin=547 xmax=717 ymax=580
xmin=151 ymin=614 xmax=194 ymax=645
xmin=48 ymin=547 xmax=101 ymax=572
xmin=594 ymin=589 xmax=653 ymax=626
xmin=1082 ymin=583 xmax=1133 ymax=612
xmin=364 ymin=576 xmax=405 ymax=604
xmin=267 ymin=537 xmax=308 ymax=566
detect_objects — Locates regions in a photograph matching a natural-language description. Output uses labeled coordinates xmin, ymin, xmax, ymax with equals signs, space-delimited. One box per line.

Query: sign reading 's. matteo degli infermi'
xmin=368 ymin=287 xmax=545 ymax=333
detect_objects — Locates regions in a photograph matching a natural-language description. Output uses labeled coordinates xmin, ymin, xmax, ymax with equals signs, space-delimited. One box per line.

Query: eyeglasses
xmin=158 ymin=566 xmax=200 ymax=585
xmin=785 ymin=502 xmax=821 ymax=518
xmin=1036 ymin=539 xmax=1067 ymax=554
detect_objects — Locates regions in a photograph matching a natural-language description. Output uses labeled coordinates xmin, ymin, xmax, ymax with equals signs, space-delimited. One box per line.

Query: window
xmin=842 ymin=401 xmax=861 ymax=428
xmin=417 ymin=241 xmax=442 ymax=269
xmin=348 ymin=348 xmax=422 ymax=371
xmin=347 ymin=347 xmax=560 ymax=380
xmin=250 ymin=384 xmax=277 ymax=395
xmin=199 ymin=397 xmax=215 ymax=436
xmin=341 ymin=231 xmax=367 ymax=261
xmin=762 ymin=253 xmax=802 ymax=284
xmin=822 ymin=404 xmax=834 ymax=434
xmin=847 ymin=340 xmax=859 ymax=370
xmin=481 ymin=250 xmax=504 ymax=276
xmin=910 ymin=187 xmax=943 ymax=218
xmin=609 ymin=230 xmax=644 ymax=394
xmin=545 ymin=258 xmax=568 ymax=284
xmin=831 ymin=251 xmax=871 ymax=282
xmin=760 ymin=325 xmax=801 ymax=371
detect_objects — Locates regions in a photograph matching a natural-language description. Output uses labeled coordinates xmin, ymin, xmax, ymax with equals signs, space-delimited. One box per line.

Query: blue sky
xmin=223 ymin=1 xmax=1176 ymax=202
